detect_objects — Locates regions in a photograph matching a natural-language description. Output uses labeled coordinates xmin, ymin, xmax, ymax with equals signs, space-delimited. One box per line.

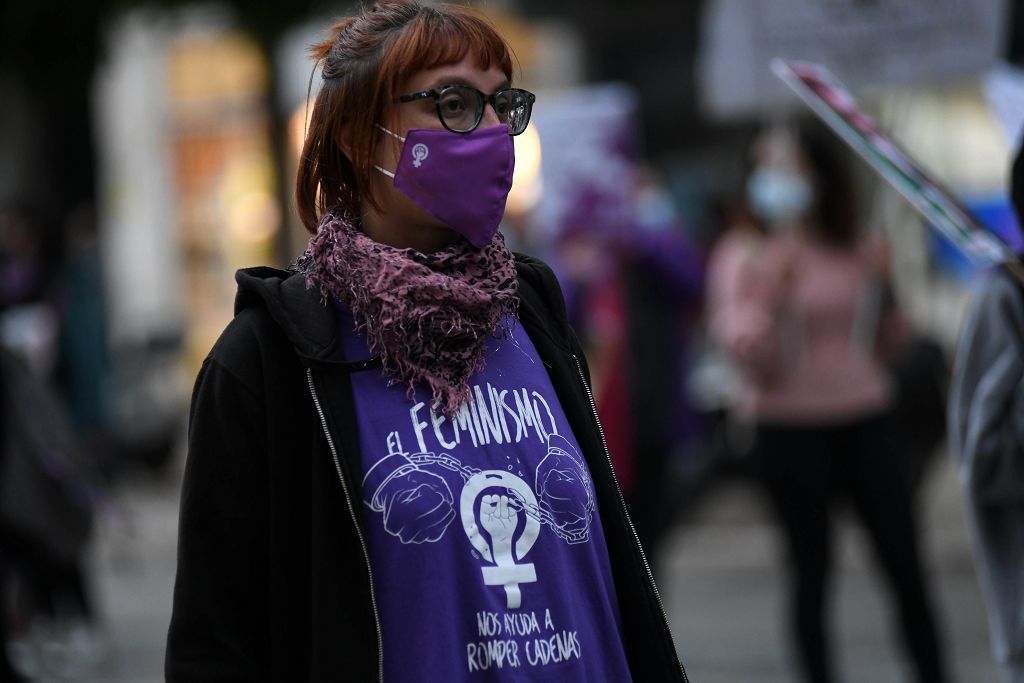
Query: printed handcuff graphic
xmin=362 ymin=434 xmax=596 ymax=609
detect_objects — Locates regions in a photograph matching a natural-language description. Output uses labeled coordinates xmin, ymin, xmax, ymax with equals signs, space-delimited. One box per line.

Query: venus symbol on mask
xmin=411 ymin=143 xmax=429 ymax=167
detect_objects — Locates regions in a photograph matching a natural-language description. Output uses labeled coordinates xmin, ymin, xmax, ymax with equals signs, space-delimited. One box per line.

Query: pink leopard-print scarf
xmin=297 ymin=206 xmax=519 ymax=415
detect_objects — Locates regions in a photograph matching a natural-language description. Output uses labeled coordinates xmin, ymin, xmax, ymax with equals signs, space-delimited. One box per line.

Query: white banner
xmin=698 ymin=0 xmax=1008 ymax=119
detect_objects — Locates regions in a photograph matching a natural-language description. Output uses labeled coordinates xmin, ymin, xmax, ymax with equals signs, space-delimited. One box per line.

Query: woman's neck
xmin=360 ymin=206 xmax=458 ymax=253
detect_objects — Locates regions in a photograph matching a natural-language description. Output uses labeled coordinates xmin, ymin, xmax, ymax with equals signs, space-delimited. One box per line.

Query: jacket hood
xmin=232 ymin=253 xmax=572 ymax=366
xmin=234 ymin=266 xmax=345 ymax=365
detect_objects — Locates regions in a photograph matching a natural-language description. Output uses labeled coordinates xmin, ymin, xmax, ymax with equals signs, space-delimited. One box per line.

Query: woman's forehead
xmin=403 ymin=55 xmax=510 ymax=93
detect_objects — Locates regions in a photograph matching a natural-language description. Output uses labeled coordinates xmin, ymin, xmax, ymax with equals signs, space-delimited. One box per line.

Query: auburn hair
xmin=296 ymin=0 xmax=514 ymax=234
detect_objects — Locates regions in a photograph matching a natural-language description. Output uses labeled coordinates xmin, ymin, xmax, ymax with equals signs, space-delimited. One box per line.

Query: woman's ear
xmin=335 ymin=127 xmax=354 ymax=159
xmin=337 ymin=131 xmax=354 ymax=158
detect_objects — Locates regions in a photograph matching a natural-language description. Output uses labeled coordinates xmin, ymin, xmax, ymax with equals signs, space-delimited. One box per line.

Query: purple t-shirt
xmin=335 ymin=304 xmax=633 ymax=681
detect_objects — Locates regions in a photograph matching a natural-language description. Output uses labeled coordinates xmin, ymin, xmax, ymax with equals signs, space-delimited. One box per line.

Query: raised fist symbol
xmin=480 ymin=494 xmax=519 ymax=552
xmin=364 ymin=453 xmax=456 ymax=544
xmin=477 ymin=491 xmax=535 ymax=609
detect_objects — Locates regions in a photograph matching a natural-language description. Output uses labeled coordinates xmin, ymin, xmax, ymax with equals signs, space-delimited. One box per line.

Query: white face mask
xmin=746 ymin=167 xmax=813 ymax=225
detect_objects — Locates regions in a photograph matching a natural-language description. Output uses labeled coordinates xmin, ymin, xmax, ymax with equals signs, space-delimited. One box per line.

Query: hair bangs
xmin=382 ymin=6 xmax=513 ymax=97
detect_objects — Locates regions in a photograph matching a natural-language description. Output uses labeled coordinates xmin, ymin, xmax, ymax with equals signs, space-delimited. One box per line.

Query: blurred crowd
xmin=0 ymin=203 xmax=184 ymax=681
xmin=0 ymin=204 xmax=108 ymax=680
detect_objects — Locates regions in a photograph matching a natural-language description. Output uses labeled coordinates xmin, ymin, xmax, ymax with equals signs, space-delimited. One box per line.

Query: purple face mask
xmin=375 ymin=124 xmax=515 ymax=248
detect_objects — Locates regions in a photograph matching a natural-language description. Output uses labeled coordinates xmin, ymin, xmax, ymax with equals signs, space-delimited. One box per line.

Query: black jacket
xmin=166 ymin=253 xmax=688 ymax=682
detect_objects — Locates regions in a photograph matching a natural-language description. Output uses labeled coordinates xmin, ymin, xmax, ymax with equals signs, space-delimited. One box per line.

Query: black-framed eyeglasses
xmin=396 ymin=85 xmax=536 ymax=136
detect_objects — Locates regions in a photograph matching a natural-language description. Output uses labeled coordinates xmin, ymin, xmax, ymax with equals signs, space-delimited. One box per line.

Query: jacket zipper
xmin=572 ymin=355 xmax=689 ymax=683
xmin=306 ymin=368 xmax=385 ymax=683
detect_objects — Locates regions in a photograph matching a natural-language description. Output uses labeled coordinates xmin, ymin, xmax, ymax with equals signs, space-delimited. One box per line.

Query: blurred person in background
xmin=555 ymin=169 xmax=705 ymax=566
xmin=949 ymin=133 xmax=1024 ymax=683
xmin=165 ymin=2 xmax=687 ymax=681
xmin=620 ymin=171 xmax=705 ymax=563
xmin=55 ymin=206 xmax=113 ymax=480
xmin=707 ymin=120 xmax=947 ymax=683
xmin=0 ymin=204 xmax=103 ymax=681
xmin=555 ymin=182 xmax=635 ymax=496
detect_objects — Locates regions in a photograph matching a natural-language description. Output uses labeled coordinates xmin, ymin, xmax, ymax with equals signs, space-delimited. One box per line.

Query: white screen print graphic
xmin=362 ymin=451 xmax=457 ymax=544
xmin=362 ymin=434 xmax=596 ymax=607
xmin=534 ymin=434 xmax=594 ymax=544
xmin=462 ymin=471 xmax=539 ymax=608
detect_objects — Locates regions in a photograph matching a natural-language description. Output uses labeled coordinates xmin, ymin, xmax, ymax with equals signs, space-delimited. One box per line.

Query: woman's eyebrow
xmin=424 ymin=76 xmax=512 ymax=92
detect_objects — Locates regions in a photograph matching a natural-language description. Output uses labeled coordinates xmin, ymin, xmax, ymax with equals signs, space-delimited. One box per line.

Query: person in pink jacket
xmin=708 ymin=121 xmax=946 ymax=683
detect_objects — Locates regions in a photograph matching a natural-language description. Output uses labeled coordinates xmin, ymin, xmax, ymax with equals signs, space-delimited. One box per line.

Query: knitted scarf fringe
xmin=297 ymin=206 xmax=519 ymax=415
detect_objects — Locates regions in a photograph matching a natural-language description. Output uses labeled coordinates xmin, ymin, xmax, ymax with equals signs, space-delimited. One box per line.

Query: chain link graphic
xmin=408 ymin=452 xmax=588 ymax=544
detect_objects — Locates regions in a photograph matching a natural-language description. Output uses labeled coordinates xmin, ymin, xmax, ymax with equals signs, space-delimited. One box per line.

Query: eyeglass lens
xmin=437 ymin=86 xmax=532 ymax=134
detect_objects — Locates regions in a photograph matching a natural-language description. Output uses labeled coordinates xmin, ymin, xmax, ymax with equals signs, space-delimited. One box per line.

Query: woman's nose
xmin=481 ymin=102 xmax=501 ymax=128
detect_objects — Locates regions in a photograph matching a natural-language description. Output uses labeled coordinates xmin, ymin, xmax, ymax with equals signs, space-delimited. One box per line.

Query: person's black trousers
xmin=754 ymin=413 xmax=946 ymax=683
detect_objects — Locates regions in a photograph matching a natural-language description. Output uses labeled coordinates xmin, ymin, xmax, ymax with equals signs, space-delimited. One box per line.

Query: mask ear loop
xmin=373 ymin=125 xmax=406 ymax=178
xmin=375 ymin=124 xmax=406 ymax=142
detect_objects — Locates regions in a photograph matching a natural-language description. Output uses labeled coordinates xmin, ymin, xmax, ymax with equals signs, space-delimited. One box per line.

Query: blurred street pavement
xmin=46 ymin=448 xmax=998 ymax=683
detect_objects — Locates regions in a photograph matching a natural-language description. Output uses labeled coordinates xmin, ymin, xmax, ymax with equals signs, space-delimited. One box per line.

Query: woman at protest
xmin=165 ymin=2 xmax=686 ymax=680
xmin=708 ymin=121 xmax=946 ymax=683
